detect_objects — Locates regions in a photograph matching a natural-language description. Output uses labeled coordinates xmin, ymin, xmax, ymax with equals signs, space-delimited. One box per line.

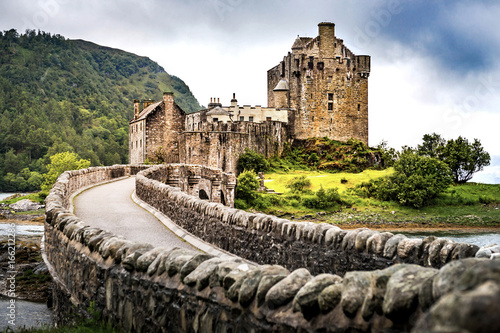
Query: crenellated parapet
xmin=43 ymin=165 xmax=500 ymax=332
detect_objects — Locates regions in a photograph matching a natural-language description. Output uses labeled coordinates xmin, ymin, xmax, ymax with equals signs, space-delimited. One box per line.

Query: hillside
xmin=0 ymin=29 xmax=201 ymax=192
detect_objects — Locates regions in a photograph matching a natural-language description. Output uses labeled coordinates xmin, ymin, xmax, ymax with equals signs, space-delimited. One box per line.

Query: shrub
xmin=236 ymin=170 xmax=260 ymax=202
xmin=237 ymin=149 xmax=270 ymax=174
xmin=286 ymin=175 xmax=312 ymax=193
xmin=354 ymin=151 xmax=453 ymax=208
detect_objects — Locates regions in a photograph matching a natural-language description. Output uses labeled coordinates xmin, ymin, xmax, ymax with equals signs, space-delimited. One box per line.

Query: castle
xmin=129 ymin=22 xmax=370 ymax=173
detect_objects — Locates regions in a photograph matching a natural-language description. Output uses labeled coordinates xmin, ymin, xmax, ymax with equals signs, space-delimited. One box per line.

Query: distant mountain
xmin=0 ymin=29 xmax=201 ymax=191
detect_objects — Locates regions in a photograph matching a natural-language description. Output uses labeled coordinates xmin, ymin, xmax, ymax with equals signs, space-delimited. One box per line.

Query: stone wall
xmin=179 ymin=121 xmax=289 ymax=174
xmin=43 ymin=165 xmax=500 ymax=332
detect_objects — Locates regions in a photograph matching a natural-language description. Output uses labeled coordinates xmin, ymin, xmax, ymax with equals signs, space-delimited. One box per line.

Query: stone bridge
xmin=43 ymin=164 xmax=500 ymax=332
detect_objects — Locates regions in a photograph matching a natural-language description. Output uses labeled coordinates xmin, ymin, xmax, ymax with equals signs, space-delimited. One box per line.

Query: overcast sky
xmin=1 ymin=0 xmax=499 ymax=183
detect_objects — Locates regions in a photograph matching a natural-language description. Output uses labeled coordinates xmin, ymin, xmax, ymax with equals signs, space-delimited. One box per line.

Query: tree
xmin=441 ymin=137 xmax=490 ymax=183
xmin=237 ymin=149 xmax=269 ymax=174
xmin=377 ymin=140 xmax=398 ymax=167
xmin=236 ymin=170 xmax=260 ymax=202
xmin=42 ymin=152 xmax=90 ymax=191
xmin=417 ymin=133 xmax=445 ymax=159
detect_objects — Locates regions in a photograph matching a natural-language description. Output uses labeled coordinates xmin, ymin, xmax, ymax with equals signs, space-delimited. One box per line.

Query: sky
xmin=1 ymin=0 xmax=499 ymax=183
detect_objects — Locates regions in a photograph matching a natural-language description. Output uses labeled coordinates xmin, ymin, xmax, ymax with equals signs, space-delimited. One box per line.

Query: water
xmin=399 ymin=230 xmax=499 ymax=247
xmin=0 ymin=223 xmax=44 ymax=237
xmin=0 ymin=193 xmax=15 ymax=201
xmin=0 ymin=296 xmax=52 ymax=331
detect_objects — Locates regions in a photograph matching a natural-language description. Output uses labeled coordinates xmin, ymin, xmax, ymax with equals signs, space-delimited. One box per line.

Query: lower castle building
xmin=129 ymin=22 xmax=370 ymax=173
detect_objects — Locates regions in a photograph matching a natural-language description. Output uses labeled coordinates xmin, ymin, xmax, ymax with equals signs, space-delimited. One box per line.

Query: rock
xmin=183 ymin=258 xmax=223 ymax=290
xmin=136 ymin=248 xmax=168 ymax=272
xmin=382 ymin=265 xmax=438 ymax=321
xmin=265 ymin=268 xmax=312 ymax=309
xmin=318 ymin=283 xmax=343 ymax=313
xmin=360 ymin=265 xmax=408 ymax=320
xmin=413 ymin=281 xmax=500 ymax=333
xmin=366 ymin=232 xmax=393 ymax=255
xmin=256 ymin=275 xmax=287 ymax=306
xmin=209 ymin=261 xmax=245 ymax=288
xmin=397 ymin=238 xmax=422 ymax=260
xmin=223 ymin=263 xmax=252 ymax=290
xmin=293 ymin=273 xmax=342 ymax=318
xmin=432 ymin=258 xmax=475 ymax=299
xmin=9 ymin=199 xmax=44 ymax=212
xmin=99 ymin=237 xmax=128 ymax=259
xmin=179 ymin=254 xmax=214 ymax=280
xmin=147 ymin=249 xmax=174 ymax=276
xmin=427 ymin=238 xmax=448 ymax=267
xmin=383 ymin=234 xmax=407 ymax=259
xmin=355 ymin=230 xmax=377 ymax=252
xmin=239 ymin=265 xmax=289 ymax=307
xmin=340 ymin=271 xmax=373 ymax=317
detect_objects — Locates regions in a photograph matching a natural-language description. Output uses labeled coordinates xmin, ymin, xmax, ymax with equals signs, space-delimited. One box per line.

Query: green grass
xmin=0 ymin=193 xmax=46 ymax=205
xmin=264 ymin=168 xmax=394 ymax=194
xmin=261 ymin=170 xmax=500 ymax=227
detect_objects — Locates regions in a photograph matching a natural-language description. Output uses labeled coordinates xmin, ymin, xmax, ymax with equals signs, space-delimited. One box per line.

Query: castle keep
xmin=130 ymin=22 xmax=370 ymax=172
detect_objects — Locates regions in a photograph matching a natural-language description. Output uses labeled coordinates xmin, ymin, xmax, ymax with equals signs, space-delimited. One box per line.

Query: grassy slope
xmin=263 ymin=170 xmax=500 ymax=228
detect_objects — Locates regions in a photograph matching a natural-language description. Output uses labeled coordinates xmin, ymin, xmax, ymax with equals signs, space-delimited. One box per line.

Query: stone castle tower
xmin=267 ymin=22 xmax=370 ymax=144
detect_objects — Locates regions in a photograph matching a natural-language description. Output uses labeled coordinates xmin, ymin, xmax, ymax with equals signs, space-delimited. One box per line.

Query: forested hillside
xmin=0 ymin=29 xmax=201 ymax=192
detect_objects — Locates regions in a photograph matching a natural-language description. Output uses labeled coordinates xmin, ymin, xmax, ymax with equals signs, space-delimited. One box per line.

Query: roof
xmin=135 ymin=101 xmax=162 ymax=121
xmin=206 ymin=106 xmax=230 ymax=116
xmin=274 ymin=79 xmax=289 ymax=91
xmin=292 ymin=37 xmax=312 ymax=49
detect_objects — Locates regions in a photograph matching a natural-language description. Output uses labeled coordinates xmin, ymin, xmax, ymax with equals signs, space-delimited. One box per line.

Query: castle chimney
xmin=143 ymin=99 xmax=155 ymax=109
xmin=133 ymin=99 xmax=140 ymax=119
xmin=163 ymin=91 xmax=174 ymax=104
xmin=231 ymin=93 xmax=237 ymax=107
xmin=318 ymin=22 xmax=335 ymax=58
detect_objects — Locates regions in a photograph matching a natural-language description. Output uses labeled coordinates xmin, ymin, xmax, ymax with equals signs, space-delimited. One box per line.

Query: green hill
xmin=0 ymin=29 xmax=201 ymax=192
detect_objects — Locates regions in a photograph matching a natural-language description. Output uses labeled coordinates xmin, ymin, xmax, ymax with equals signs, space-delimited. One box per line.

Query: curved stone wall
xmin=44 ymin=165 xmax=500 ymax=332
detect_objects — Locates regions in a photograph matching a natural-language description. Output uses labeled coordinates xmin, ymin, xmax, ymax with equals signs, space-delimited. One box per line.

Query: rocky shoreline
xmin=0 ymin=198 xmax=52 ymax=303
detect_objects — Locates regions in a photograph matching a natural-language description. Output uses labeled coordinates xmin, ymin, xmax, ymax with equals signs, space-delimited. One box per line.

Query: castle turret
xmin=273 ymin=79 xmax=289 ymax=109
xmin=231 ymin=93 xmax=237 ymax=107
xmin=318 ymin=22 xmax=335 ymax=59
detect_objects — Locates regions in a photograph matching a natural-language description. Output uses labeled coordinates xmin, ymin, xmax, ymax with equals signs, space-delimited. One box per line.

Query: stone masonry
xmin=44 ymin=165 xmax=500 ymax=332
xmin=268 ymin=22 xmax=370 ymax=144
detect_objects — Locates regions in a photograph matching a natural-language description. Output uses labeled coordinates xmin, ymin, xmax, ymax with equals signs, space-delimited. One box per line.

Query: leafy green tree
xmin=440 ymin=136 xmax=490 ymax=183
xmin=417 ymin=133 xmax=445 ymax=158
xmin=377 ymin=140 xmax=398 ymax=167
xmin=237 ymin=149 xmax=270 ymax=174
xmin=236 ymin=170 xmax=260 ymax=202
xmin=42 ymin=152 xmax=91 ymax=191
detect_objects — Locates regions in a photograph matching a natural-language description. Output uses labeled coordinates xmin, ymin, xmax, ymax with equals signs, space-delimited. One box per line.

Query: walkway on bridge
xmin=73 ymin=177 xmax=196 ymax=250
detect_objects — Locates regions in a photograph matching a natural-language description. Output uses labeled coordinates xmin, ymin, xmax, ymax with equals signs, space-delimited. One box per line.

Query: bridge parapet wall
xmin=43 ymin=164 xmax=500 ymax=332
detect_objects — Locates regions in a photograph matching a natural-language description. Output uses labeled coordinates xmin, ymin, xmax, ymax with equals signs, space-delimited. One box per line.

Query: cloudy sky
xmin=1 ymin=0 xmax=499 ymax=183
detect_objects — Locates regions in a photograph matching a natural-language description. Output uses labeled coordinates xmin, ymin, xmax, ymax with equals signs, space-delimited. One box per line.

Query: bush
xmin=236 ymin=170 xmax=260 ymax=202
xmin=237 ymin=149 xmax=270 ymax=174
xmin=302 ymin=186 xmax=346 ymax=209
xmin=286 ymin=175 xmax=312 ymax=193
xmin=355 ymin=151 xmax=453 ymax=208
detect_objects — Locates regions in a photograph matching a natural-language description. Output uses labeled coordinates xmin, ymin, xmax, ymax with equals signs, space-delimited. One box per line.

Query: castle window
xmin=328 ymin=76 xmax=332 ymax=83
xmin=328 ymin=93 xmax=334 ymax=101
xmin=249 ymin=116 xmax=254 ymax=122
xmin=213 ymin=118 xmax=218 ymax=122
xmin=307 ymin=77 xmax=312 ymax=84
xmin=328 ymin=103 xmax=333 ymax=111
xmin=240 ymin=116 xmax=244 ymax=121
xmin=358 ymin=104 xmax=361 ymax=111
xmin=317 ymin=62 xmax=324 ymax=70
xmin=140 ymin=139 xmax=142 ymax=147
xmin=308 ymin=56 xmax=314 ymax=70
xmin=266 ymin=117 xmax=272 ymax=121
